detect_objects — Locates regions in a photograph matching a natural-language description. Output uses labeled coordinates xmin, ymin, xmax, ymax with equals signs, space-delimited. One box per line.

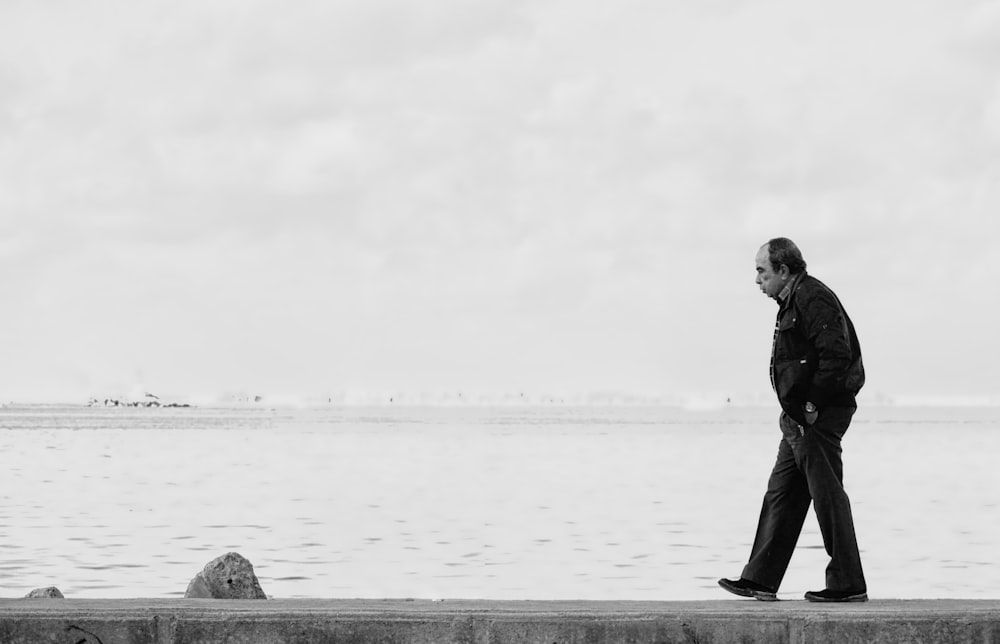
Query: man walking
xmin=719 ymin=238 xmax=868 ymax=602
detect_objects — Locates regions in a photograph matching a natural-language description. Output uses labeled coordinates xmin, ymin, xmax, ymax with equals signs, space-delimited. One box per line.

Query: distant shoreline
xmin=2 ymin=398 xmax=1000 ymax=409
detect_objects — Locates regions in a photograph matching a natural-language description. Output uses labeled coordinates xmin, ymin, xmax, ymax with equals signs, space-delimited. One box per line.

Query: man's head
xmin=755 ymin=238 xmax=807 ymax=300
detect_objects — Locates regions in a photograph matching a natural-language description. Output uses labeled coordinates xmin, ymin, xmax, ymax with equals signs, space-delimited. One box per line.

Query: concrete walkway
xmin=2 ymin=598 xmax=999 ymax=643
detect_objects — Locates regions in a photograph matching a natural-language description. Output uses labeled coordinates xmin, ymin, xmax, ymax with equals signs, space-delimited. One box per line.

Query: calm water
xmin=1 ymin=404 xmax=998 ymax=600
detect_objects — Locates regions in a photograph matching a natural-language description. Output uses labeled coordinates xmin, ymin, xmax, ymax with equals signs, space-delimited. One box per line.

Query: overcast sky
xmin=2 ymin=0 xmax=998 ymax=404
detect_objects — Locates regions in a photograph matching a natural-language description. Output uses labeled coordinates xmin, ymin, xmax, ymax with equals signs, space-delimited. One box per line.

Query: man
xmin=719 ymin=238 xmax=867 ymax=603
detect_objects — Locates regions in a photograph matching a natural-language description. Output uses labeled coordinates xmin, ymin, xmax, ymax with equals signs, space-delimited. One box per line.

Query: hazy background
xmin=2 ymin=0 xmax=998 ymax=405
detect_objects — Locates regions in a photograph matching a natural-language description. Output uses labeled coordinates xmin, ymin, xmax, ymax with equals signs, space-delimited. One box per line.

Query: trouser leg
xmin=796 ymin=406 xmax=866 ymax=592
xmin=741 ymin=431 xmax=812 ymax=590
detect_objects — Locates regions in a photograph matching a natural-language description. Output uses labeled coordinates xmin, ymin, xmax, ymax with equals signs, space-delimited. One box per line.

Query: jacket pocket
xmin=773 ymin=314 xmax=799 ymax=360
xmin=774 ymin=355 xmax=814 ymax=406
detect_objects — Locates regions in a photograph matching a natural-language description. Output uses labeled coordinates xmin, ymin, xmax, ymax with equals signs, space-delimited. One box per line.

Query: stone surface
xmin=184 ymin=552 xmax=267 ymax=599
xmin=23 ymin=587 xmax=63 ymax=599
xmin=2 ymin=599 xmax=1000 ymax=643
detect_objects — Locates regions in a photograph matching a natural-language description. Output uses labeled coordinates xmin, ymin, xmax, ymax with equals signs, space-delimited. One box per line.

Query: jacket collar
xmin=777 ymin=272 xmax=806 ymax=309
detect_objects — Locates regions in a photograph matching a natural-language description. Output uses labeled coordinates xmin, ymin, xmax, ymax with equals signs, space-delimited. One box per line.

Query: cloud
xmin=1 ymin=0 xmax=999 ymax=400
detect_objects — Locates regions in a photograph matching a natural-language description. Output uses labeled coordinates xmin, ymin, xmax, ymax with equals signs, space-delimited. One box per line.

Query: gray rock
xmin=25 ymin=586 xmax=64 ymax=598
xmin=184 ymin=552 xmax=267 ymax=599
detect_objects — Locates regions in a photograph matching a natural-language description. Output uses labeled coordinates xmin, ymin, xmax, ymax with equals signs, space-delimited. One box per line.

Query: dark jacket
xmin=771 ymin=273 xmax=865 ymax=424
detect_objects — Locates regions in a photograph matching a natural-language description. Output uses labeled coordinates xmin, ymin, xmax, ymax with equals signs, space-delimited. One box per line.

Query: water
xmin=1 ymin=404 xmax=998 ymax=600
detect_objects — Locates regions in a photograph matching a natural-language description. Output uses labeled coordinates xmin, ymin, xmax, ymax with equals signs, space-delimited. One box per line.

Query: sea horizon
xmin=4 ymin=390 xmax=1000 ymax=409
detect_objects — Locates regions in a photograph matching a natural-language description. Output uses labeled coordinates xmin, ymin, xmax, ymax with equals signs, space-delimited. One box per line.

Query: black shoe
xmin=804 ymin=588 xmax=868 ymax=603
xmin=718 ymin=577 xmax=777 ymax=601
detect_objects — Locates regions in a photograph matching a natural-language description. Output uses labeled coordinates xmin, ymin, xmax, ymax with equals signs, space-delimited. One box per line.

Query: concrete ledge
xmin=1 ymin=599 xmax=999 ymax=644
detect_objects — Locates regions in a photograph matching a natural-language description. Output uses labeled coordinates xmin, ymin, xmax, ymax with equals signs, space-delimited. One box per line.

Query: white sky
xmin=2 ymin=0 xmax=999 ymax=404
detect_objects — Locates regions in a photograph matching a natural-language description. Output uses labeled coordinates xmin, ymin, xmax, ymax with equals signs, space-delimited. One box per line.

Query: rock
xmin=25 ymin=587 xmax=64 ymax=598
xmin=184 ymin=552 xmax=267 ymax=599
xmin=184 ymin=572 xmax=213 ymax=598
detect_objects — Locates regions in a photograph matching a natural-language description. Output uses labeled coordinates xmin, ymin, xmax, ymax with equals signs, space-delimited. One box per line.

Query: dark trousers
xmin=741 ymin=406 xmax=866 ymax=592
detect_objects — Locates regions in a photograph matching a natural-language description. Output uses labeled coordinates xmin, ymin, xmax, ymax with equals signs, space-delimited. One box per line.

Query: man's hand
xmin=804 ymin=401 xmax=818 ymax=425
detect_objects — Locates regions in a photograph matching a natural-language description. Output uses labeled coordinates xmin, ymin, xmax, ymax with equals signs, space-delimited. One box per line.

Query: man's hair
xmin=765 ymin=238 xmax=807 ymax=274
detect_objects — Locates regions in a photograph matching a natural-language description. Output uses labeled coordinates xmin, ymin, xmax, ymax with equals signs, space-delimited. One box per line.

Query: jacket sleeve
xmin=799 ymin=286 xmax=855 ymax=407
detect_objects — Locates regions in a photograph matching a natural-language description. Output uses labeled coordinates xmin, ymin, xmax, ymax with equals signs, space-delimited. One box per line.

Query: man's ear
xmin=778 ymin=264 xmax=791 ymax=279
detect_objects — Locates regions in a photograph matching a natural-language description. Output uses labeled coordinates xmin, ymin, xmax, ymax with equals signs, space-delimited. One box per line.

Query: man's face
xmin=755 ymin=246 xmax=786 ymax=300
